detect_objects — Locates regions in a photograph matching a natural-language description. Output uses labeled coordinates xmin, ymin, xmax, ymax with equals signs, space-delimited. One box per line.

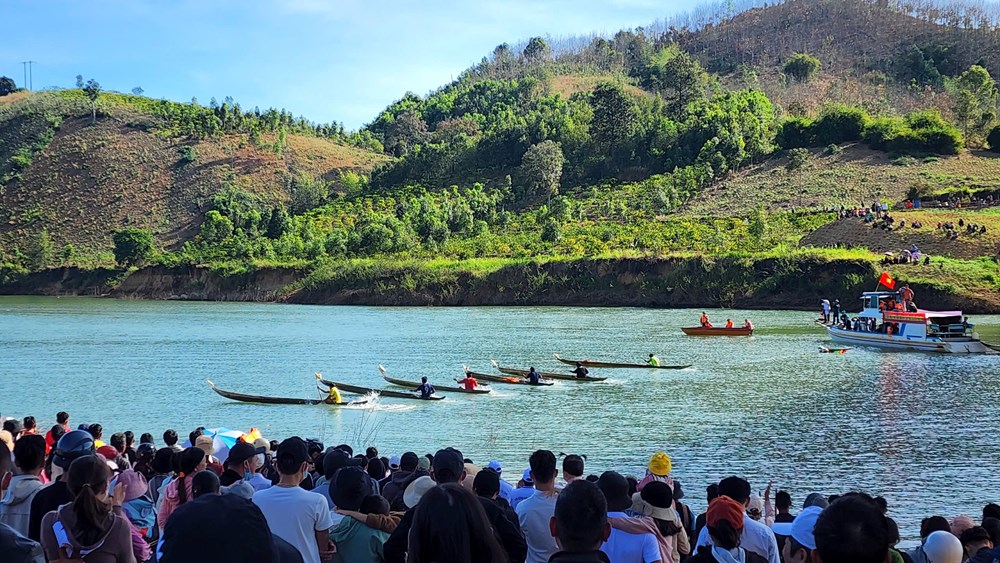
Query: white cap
xmin=923 ymin=531 xmax=963 ymax=563
xmin=772 ymin=506 xmax=823 ymax=550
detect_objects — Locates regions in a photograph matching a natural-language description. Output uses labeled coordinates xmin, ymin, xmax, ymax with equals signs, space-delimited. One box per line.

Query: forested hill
xmin=674 ymin=0 xmax=1000 ymax=78
xmin=1 ymin=0 xmax=1000 ymax=306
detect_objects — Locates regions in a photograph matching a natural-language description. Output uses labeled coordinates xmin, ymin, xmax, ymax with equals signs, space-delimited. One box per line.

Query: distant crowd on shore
xmin=3 ymin=412 xmax=999 ymax=563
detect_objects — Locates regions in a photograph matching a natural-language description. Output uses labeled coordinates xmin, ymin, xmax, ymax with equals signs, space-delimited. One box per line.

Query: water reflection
xmin=1 ymin=296 xmax=999 ymax=543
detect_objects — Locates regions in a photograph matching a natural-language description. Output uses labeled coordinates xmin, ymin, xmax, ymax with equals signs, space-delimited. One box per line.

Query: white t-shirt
xmin=252 ymin=485 xmax=334 ymax=563
xmin=515 ymin=490 xmax=559 ymax=563
xmin=603 ymin=512 xmax=662 ymax=563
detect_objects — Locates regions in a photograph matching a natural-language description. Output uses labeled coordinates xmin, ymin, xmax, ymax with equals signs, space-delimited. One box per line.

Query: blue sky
xmin=1 ymin=0 xmax=684 ymax=129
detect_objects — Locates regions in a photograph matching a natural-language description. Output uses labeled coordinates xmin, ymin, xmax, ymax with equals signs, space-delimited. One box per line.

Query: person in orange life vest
xmin=725 ymin=319 xmax=734 ymax=329
xmin=700 ymin=312 xmax=712 ymax=328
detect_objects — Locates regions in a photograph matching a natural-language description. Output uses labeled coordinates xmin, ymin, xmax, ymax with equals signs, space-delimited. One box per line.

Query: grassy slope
xmin=0 ymin=92 xmax=387 ymax=256
xmin=680 ymin=146 xmax=1000 ymax=216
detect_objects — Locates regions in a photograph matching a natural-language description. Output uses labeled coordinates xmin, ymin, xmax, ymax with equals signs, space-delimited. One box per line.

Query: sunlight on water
xmin=1 ymin=296 xmax=999 ymax=542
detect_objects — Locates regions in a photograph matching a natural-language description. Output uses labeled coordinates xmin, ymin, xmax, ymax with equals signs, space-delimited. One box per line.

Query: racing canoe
xmin=491 ymin=359 xmax=607 ymax=382
xmin=681 ymin=326 xmax=753 ymax=336
xmin=553 ymin=354 xmax=691 ymax=370
xmin=208 ymin=380 xmax=365 ymax=406
xmin=463 ymin=368 xmax=555 ymax=386
xmin=316 ymin=374 xmax=446 ymax=400
xmin=379 ymin=365 xmax=491 ymax=394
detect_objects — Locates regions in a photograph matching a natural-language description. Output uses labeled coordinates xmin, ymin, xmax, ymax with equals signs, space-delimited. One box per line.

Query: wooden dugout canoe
xmin=553 ymin=354 xmax=692 ymax=370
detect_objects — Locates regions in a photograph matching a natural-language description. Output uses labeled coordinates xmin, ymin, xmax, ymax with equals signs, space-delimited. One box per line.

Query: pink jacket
xmin=156 ymin=473 xmax=197 ymax=531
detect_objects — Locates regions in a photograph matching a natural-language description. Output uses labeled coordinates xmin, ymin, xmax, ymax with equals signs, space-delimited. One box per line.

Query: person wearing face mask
xmin=225 ymin=442 xmax=270 ymax=492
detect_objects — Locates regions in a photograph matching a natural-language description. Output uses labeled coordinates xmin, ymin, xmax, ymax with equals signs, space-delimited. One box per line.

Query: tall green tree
xmin=641 ymin=47 xmax=710 ymax=114
xmin=384 ymin=110 xmax=429 ymax=157
xmin=953 ymin=65 xmax=998 ymax=145
xmin=27 ymin=229 xmax=55 ymax=270
xmin=75 ymin=75 xmax=84 ymax=88
xmin=783 ymin=53 xmax=821 ymax=82
xmin=112 ymin=228 xmax=154 ymax=267
xmin=518 ymin=140 xmax=564 ymax=201
xmin=523 ymin=37 xmax=550 ymax=62
xmin=589 ymin=82 xmax=639 ymax=171
xmin=0 ymin=76 xmax=15 ymax=96
xmin=83 ymin=79 xmax=102 ymax=123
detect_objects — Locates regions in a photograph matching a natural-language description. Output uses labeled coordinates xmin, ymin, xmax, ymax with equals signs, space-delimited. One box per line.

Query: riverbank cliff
xmin=2 ymin=256 xmax=997 ymax=313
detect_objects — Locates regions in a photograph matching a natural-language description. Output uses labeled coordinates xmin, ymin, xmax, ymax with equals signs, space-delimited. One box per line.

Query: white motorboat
xmin=826 ymin=291 xmax=997 ymax=354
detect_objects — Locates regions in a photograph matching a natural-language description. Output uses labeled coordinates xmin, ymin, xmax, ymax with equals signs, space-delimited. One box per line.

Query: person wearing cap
xmin=595 ymin=471 xmax=663 ymax=563
xmin=908 ymin=517 xmax=952 ymax=563
xmin=695 ymin=477 xmax=779 ymax=563
xmin=771 ymin=506 xmax=822 ymax=563
xmin=159 ymin=491 xmax=299 ymax=563
xmin=113 ymin=470 xmax=153 ymax=562
xmin=383 ymin=447 xmax=467 ymax=563
xmin=225 ymin=441 xmax=270 ymax=492
xmin=1 ymin=435 xmax=45 ymax=536
xmin=194 ymin=435 xmax=222 ymax=475
xmin=638 ymin=452 xmax=673 ymax=492
xmin=253 ymin=437 xmax=334 ymax=563
xmin=27 ymin=429 xmax=95 ymax=542
xmin=317 ymin=448 xmax=367 ymax=513
xmin=631 ymin=480 xmax=690 ymax=563
xmin=328 ymin=466 xmax=388 ymax=563
xmin=920 ymin=530 xmax=963 ymax=563
xmin=509 ymin=468 xmax=537 ymax=509
xmin=488 ymin=459 xmax=515 ymax=501
xmin=688 ymin=496 xmax=768 ymax=563
xmin=812 ymin=493 xmax=890 ymax=563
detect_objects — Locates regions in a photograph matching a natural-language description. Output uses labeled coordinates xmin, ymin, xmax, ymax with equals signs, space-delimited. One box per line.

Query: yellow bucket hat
xmin=648 ymin=451 xmax=672 ymax=476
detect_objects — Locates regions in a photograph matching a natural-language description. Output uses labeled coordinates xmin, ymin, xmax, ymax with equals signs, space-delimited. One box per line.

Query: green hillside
xmin=1 ymin=0 xmax=999 ymax=306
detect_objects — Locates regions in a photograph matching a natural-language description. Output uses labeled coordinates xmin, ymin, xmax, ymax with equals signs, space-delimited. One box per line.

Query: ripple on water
xmin=1 ymin=297 xmax=999 ymax=543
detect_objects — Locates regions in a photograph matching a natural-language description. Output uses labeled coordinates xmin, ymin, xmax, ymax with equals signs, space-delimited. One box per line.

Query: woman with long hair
xmin=156 ymin=447 xmax=205 ymax=531
xmin=39 ymin=455 xmax=136 ymax=562
xmin=406 ymin=483 xmax=506 ymax=563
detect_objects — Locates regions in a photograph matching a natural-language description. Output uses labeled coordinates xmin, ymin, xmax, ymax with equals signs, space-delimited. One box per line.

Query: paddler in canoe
xmin=456 ymin=373 xmax=480 ymax=391
xmin=726 ymin=319 xmax=734 ymax=328
xmin=413 ymin=376 xmax=436 ymax=399
xmin=647 ymin=353 xmax=660 ymax=367
xmin=326 ymin=384 xmax=343 ymax=404
xmin=527 ymin=367 xmax=541 ymax=385
xmin=317 ymin=373 xmax=343 ymax=404
xmin=573 ymin=362 xmax=589 ymax=379
xmin=700 ymin=312 xmax=713 ymax=328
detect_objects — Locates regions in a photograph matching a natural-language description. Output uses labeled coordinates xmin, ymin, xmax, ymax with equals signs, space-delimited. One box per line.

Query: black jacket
xmin=687 ymin=545 xmax=769 ymax=563
xmin=548 ymin=551 xmax=611 ymax=563
xmin=382 ymin=506 xmax=415 ymax=563
xmin=27 ymin=479 xmax=72 ymax=542
xmin=479 ymin=496 xmax=527 ymax=563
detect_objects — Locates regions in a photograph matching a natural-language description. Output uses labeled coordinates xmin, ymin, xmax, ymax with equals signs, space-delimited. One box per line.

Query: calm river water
xmin=2 ymin=296 xmax=999 ymax=541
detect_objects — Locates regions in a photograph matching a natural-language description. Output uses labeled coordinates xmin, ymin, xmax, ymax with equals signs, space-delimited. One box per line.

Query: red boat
xmin=681 ymin=326 xmax=753 ymax=336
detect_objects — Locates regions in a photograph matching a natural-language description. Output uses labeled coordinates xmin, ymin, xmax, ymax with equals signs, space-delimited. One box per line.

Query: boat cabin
xmin=850 ymin=291 xmax=972 ymax=339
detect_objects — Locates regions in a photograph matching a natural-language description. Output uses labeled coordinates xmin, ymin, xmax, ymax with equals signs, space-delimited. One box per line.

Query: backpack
xmin=122 ymin=497 xmax=157 ymax=539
